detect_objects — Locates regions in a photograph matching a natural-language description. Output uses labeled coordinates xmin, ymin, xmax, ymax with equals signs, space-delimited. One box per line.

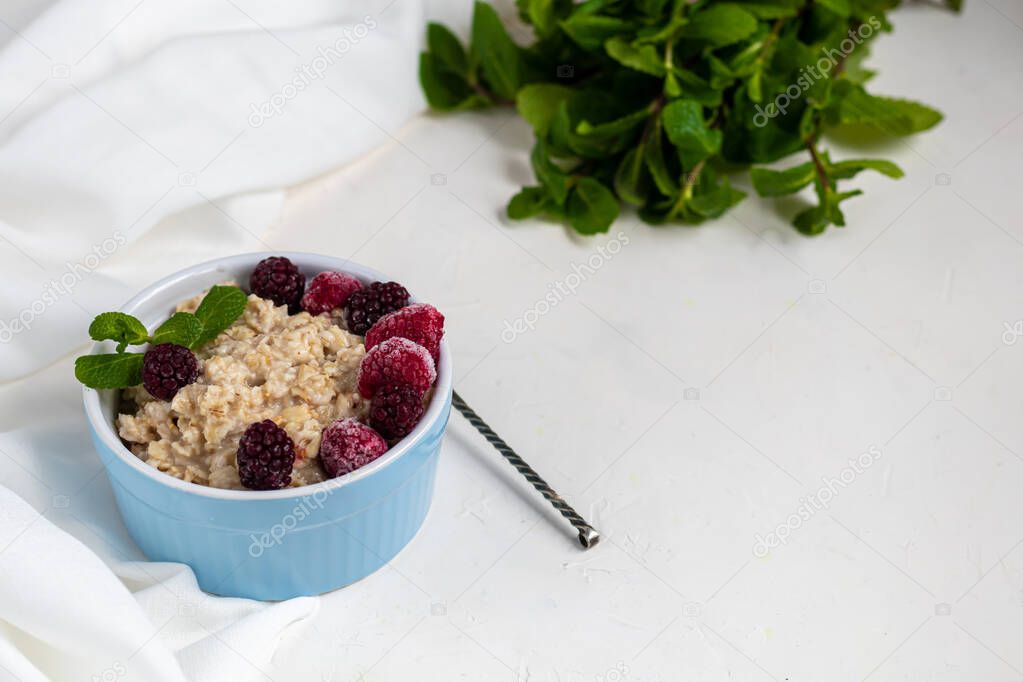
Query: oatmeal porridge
xmin=117 ymin=292 xmax=368 ymax=489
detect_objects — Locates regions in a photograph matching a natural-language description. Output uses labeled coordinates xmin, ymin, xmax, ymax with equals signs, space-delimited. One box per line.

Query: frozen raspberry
xmin=358 ymin=337 xmax=436 ymax=399
xmin=370 ymin=384 xmax=426 ymax=440
xmin=344 ymin=281 xmax=410 ymax=335
xmin=142 ymin=343 xmax=198 ymax=401
xmin=237 ymin=420 xmax=295 ymax=490
xmin=301 ymin=271 xmax=362 ymax=316
xmin=250 ymin=256 xmax=305 ymax=312
xmin=365 ymin=303 xmax=445 ymax=363
xmin=319 ymin=418 xmax=389 ymax=478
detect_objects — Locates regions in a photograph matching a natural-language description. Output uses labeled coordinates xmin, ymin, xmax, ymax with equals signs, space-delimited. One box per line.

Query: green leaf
xmin=644 ymin=114 xmax=678 ymax=197
xmin=793 ymin=203 xmax=830 ymax=235
xmin=750 ymin=161 xmax=816 ymax=197
xmin=427 ymin=23 xmax=469 ymax=76
xmin=193 ymin=285 xmax=248 ymax=347
xmin=679 ymin=5 xmax=758 ymax=47
xmin=517 ymin=84 xmax=574 ymax=135
xmin=566 ymin=178 xmax=619 ymax=234
xmin=661 ymin=99 xmax=723 ymax=167
xmin=689 ymin=178 xmax=747 ymax=219
xmin=560 ymin=14 xmax=632 ymax=51
xmin=471 ymin=1 xmax=522 ymax=100
xmin=419 ymin=53 xmax=482 ymax=111
xmin=508 ymin=186 xmax=551 ymax=219
xmin=827 ymin=157 xmax=904 ymax=180
xmin=605 ymin=37 xmax=665 ymax=76
xmin=75 ymin=353 xmax=144 ymax=390
xmin=531 ymin=139 xmax=571 ymax=204
xmin=518 ymin=0 xmax=563 ymax=37
xmin=576 ymin=107 xmax=650 ymax=138
xmin=152 ymin=312 xmax=204 ymax=349
xmin=815 ymin=0 xmax=851 ymax=16
xmin=88 ymin=312 xmax=149 ymax=353
xmin=728 ymin=0 xmax=803 ymax=19
xmin=826 ymin=82 xmax=943 ymax=136
xmin=614 ymin=145 xmax=650 ymax=206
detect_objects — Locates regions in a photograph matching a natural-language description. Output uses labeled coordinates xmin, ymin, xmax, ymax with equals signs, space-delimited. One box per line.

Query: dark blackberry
xmin=369 ymin=384 xmax=425 ymax=441
xmin=237 ymin=420 xmax=295 ymax=490
xmin=250 ymin=256 xmax=305 ymax=312
xmin=344 ymin=281 xmax=410 ymax=335
xmin=141 ymin=343 xmax=198 ymax=401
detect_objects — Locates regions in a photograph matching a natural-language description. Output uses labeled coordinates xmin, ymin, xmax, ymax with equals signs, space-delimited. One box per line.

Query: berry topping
xmin=319 ymin=418 xmax=389 ymax=478
xmin=301 ymin=271 xmax=363 ymax=316
xmin=237 ymin=420 xmax=295 ymax=490
xmin=357 ymin=337 xmax=436 ymax=399
xmin=344 ymin=281 xmax=410 ymax=335
xmin=250 ymin=256 xmax=305 ymax=312
xmin=370 ymin=384 xmax=426 ymax=441
xmin=365 ymin=303 xmax=445 ymax=363
xmin=142 ymin=343 xmax=198 ymax=401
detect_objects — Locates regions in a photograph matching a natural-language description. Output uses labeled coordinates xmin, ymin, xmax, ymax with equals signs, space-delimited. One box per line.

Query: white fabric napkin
xmin=0 ymin=0 xmax=425 ymax=382
xmin=0 ymin=0 xmax=427 ymax=679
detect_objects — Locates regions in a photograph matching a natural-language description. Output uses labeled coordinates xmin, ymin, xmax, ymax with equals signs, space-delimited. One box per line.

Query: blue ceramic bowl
xmin=83 ymin=253 xmax=452 ymax=600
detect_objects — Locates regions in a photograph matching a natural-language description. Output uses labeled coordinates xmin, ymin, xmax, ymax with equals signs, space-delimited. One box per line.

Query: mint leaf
xmin=419 ymin=53 xmax=482 ymax=111
xmin=560 ymin=15 xmax=632 ymax=51
xmin=471 ymin=1 xmax=522 ymax=101
xmin=750 ymin=162 xmax=816 ymax=197
xmin=605 ymin=37 xmax=665 ymax=76
xmin=662 ymin=100 xmax=722 ymax=167
xmin=531 ymin=139 xmax=571 ymax=205
xmin=89 ymin=312 xmax=148 ymax=353
xmin=427 ymin=23 xmax=468 ymax=76
xmin=576 ymin=108 xmax=650 ymax=139
xmin=827 ymin=83 xmax=943 ymax=136
xmin=679 ymin=5 xmax=758 ymax=47
xmin=517 ymin=84 xmax=573 ymax=135
xmin=827 ymin=158 xmax=904 ymax=180
xmin=193 ymin=285 xmax=248 ymax=347
xmin=566 ymin=178 xmax=619 ymax=234
xmin=614 ymin=145 xmax=650 ymax=206
xmin=75 ymin=353 xmax=144 ymax=389
xmin=152 ymin=312 xmax=204 ymax=348
xmin=508 ymin=186 xmax=550 ymax=220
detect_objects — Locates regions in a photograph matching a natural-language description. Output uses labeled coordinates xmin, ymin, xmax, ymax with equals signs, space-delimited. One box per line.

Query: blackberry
xmin=142 ymin=343 xmax=198 ymax=401
xmin=250 ymin=256 xmax=305 ymax=312
xmin=369 ymin=384 xmax=425 ymax=441
xmin=237 ymin=420 xmax=295 ymax=490
xmin=344 ymin=281 xmax=410 ymax=335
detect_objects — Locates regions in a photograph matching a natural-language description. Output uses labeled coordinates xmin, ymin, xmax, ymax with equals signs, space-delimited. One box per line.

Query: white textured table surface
xmin=7 ymin=1 xmax=1023 ymax=680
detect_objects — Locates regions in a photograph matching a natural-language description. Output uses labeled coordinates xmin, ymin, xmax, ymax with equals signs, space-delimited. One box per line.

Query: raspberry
xmin=365 ymin=303 xmax=445 ymax=363
xmin=319 ymin=418 xmax=388 ymax=478
xmin=357 ymin=337 xmax=436 ymax=399
xmin=142 ymin=343 xmax=198 ymax=401
xmin=344 ymin=281 xmax=410 ymax=335
xmin=237 ymin=420 xmax=295 ymax=490
xmin=370 ymin=384 xmax=426 ymax=441
xmin=301 ymin=271 xmax=362 ymax=316
xmin=250 ymin=256 xmax=305 ymax=312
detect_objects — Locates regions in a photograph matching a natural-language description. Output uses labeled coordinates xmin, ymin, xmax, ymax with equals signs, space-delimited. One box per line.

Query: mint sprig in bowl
xmin=80 ymin=253 xmax=452 ymax=600
xmin=74 ymin=285 xmax=247 ymax=390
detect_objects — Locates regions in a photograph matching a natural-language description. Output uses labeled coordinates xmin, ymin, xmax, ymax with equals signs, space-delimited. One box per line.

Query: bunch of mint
xmin=75 ymin=285 xmax=248 ymax=389
xmin=420 ymin=0 xmax=955 ymax=235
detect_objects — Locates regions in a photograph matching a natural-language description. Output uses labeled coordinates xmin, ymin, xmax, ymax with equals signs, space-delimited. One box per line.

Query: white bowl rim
xmin=82 ymin=251 xmax=453 ymax=501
